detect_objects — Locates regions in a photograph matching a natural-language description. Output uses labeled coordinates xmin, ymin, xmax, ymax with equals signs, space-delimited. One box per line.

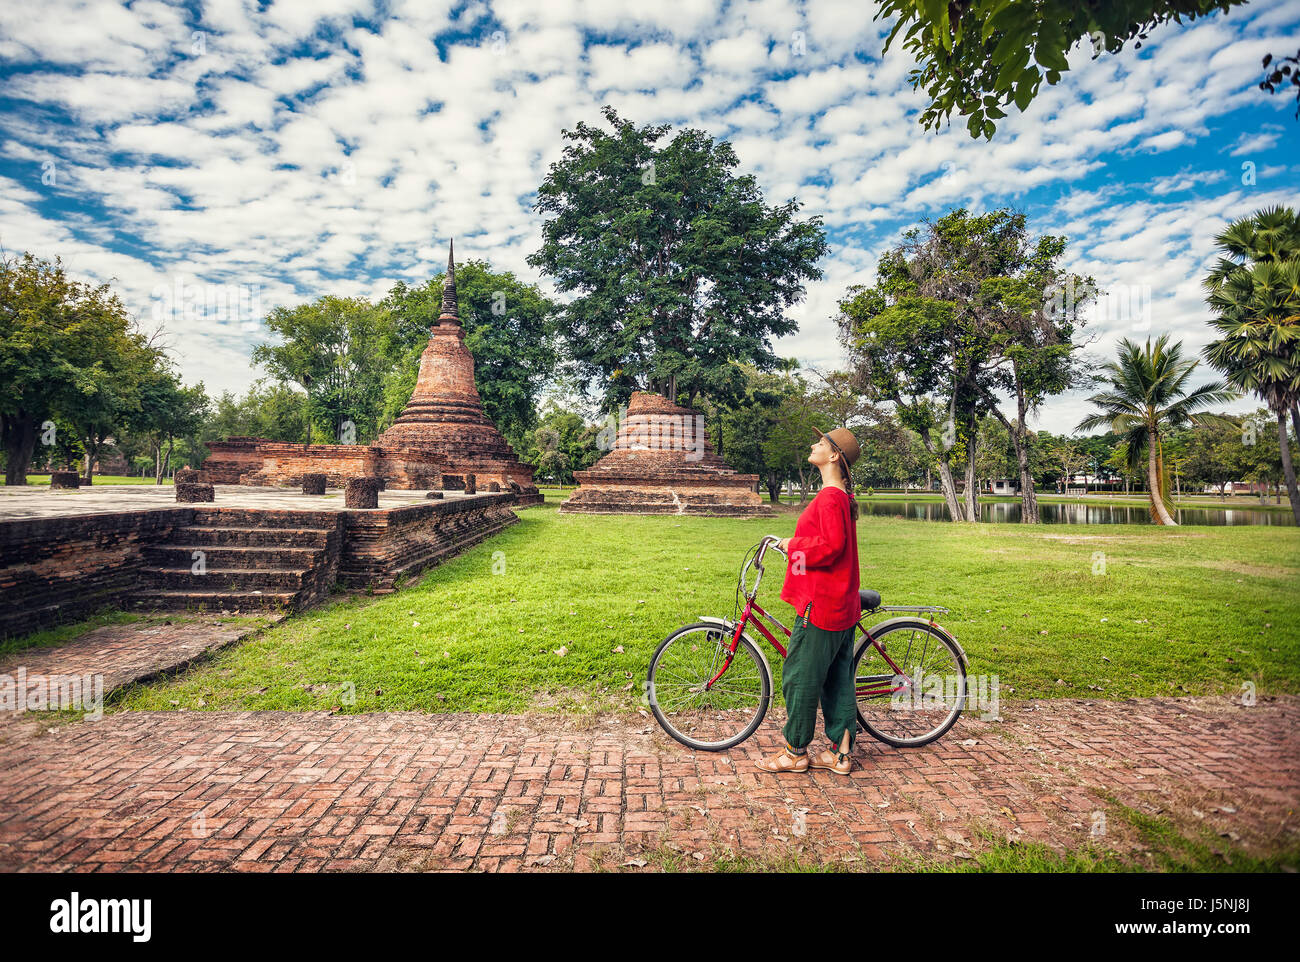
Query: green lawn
xmin=111 ymin=490 xmax=1300 ymax=714
xmin=5 ymin=474 xmax=167 ymax=486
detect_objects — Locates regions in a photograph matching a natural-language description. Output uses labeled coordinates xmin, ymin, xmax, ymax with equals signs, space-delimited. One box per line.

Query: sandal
xmin=755 ymin=746 xmax=809 ymax=773
xmin=809 ymin=747 xmax=852 ymax=775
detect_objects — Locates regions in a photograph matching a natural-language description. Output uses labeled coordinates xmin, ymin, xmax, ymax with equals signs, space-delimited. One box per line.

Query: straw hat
xmin=814 ymin=427 xmax=861 ymax=467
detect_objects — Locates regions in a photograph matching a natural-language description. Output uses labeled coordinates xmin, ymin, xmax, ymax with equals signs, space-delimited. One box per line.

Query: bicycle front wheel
xmin=647 ymin=622 xmax=771 ymax=751
xmin=854 ymin=620 xmax=965 ymax=747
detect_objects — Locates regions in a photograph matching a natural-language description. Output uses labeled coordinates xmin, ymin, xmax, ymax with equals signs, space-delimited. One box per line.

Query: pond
xmin=850 ymin=499 xmax=1295 ymax=526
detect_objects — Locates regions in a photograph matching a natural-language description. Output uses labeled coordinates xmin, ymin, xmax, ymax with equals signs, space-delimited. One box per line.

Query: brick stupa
xmin=205 ymin=243 xmax=542 ymax=505
xmin=559 ymin=391 xmax=772 ymax=516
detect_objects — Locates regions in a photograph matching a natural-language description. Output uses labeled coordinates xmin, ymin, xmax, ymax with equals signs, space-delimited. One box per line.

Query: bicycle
xmin=646 ymin=535 xmax=969 ymax=752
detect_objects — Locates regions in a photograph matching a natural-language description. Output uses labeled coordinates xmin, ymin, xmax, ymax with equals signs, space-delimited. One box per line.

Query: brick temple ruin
xmin=204 ymin=242 xmax=542 ymax=506
xmin=559 ymin=391 xmax=773 ymax=517
xmin=0 ymin=244 xmax=546 ymax=636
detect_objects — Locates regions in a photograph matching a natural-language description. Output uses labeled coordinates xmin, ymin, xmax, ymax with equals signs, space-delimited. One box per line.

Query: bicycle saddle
xmin=859 ymin=589 xmax=882 ymax=611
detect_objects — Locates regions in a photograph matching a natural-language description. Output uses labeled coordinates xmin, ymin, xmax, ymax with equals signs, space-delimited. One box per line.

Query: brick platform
xmin=0 ymin=487 xmax=521 ymax=632
xmin=1 ymin=695 xmax=1294 ymax=872
xmin=0 ymin=617 xmax=276 ymax=709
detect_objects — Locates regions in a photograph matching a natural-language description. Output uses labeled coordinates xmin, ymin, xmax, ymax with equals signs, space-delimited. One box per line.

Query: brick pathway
xmin=1 ymin=695 xmax=1296 ymax=872
xmin=0 ymin=617 xmax=277 ymax=716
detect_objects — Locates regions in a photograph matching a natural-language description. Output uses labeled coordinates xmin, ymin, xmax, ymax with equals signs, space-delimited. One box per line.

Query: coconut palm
xmin=1202 ymin=205 xmax=1300 ymax=524
xmin=1078 ymin=336 xmax=1237 ymax=525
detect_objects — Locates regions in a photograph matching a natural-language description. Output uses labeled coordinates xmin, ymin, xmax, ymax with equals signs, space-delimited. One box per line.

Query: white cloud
xmin=0 ymin=0 xmax=1296 ymax=417
xmin=1228 ymin=128 xmax=1282 ymax=155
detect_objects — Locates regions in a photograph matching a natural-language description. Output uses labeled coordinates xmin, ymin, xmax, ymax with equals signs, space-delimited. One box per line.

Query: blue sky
xmin=1 ymin=0 xmax=1298 ymax=432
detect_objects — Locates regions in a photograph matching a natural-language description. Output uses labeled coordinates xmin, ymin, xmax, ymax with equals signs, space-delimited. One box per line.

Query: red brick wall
xmin=0 ymin=509 xmax=193 ymax=637
xmin=339 ymin=493 xmax=519 ymax=588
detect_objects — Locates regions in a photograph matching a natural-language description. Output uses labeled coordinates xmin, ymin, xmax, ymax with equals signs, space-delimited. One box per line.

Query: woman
xmin=756 ymin=426 xmax=861 ymax=776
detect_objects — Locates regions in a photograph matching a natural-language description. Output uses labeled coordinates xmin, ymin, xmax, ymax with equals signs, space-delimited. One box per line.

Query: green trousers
xmin=781 ymin=606 xmax=858 ymax=753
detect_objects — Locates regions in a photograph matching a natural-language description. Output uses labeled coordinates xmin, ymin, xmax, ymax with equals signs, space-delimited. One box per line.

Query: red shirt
xmin=779 ymin=485 xmax=861 ymax=631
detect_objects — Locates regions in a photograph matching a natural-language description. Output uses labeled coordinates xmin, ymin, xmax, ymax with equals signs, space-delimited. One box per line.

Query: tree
xmin=1077 ymin=431 xmax=1121 ymax=492
xmin=805 ymin=366 xmax=881 ymax=431
xmin=762 ymin=380 xmax=825 ymax=503
xmin=1239 ymin=408 xmax=1286 ymax=502
xmin=252 ymin=296 xmax=393 ymax=446
xmin=530 ymin=426 xmax=568 ymax=486
xmin=1259 ymin=49 xmax=1300 ymax=118
xmin=132 ymin=366 xmax=209 ymax=483
xmin=839 ymin=209 xmax=1080 ymax=522
xmin=1047 ymin=437 xmax=1088 ymax=493
xmin=1 ymin=252 xmax=143 ymax=484
xmin=519 ymin=402 xmax=600 ymax=487
xmin=206 ymin=379 xmax=308 ymax=446
xmin=1201 ymin=205 xmax=1300 ymax=524
xmin=974 ymin=221 xmax=1092 ymax=521
xmin=1105 ymin=441 xmax=1140 ymax=496
xmin=31 ymin=416 xmax=84 ymax=473
xmin=381 ymin=259 xmax=558 ymax=454
xmin=859 ymin=413 xmax=928 ymax=490
xmin=1078 ymin=336 xmax=1237 ymax=525
xmin=1182 ymin=416 xmax=1246 ymax=497
xmin=61 ymin=325 xmax=158 ymax=484
xmin=719 ymin=364 xmax=801 ymax=502
xmin=528 ymin=105 xmax=828 ymax=411
xmin=877 ymin=0 xmax=1248 ymax=139
xmin=974 ymin=415 xmax=1015 ymax=490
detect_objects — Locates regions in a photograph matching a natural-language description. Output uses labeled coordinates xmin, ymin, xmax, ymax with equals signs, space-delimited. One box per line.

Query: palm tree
xmin=1202 ymin=205 xmax=1300 ymax=525
xmin=1078 ymin=336 xmax=1237 ymax=525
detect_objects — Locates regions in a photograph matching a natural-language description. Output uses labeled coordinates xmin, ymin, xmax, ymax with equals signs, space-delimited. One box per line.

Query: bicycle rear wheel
xmin=647 ymin=622 xmax=771 ymax=751
xmin=854 ymin=620 xmax=965 ymax=747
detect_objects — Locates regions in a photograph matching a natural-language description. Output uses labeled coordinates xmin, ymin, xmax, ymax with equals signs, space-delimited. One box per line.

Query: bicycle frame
xmin=704 ymin=536 xmax=956 ymax=701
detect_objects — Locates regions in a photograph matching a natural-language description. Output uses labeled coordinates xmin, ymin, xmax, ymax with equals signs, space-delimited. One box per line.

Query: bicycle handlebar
xmin=743 ymin=536 xmax=787 ymax=599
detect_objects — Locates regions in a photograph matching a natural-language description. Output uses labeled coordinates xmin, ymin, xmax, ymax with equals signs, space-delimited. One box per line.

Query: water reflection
xmin=850 ymin=499 xmax=1295 ymax=526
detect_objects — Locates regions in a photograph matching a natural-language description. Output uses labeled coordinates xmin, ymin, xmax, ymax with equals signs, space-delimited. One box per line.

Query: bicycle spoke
xmin=857 ymin=623 xmax=964 ymax=745
xmin=649 ymin=625 xmax=768 ymax=748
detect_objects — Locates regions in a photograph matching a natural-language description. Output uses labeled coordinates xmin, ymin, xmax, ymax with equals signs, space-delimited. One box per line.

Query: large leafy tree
xmin=1237 ymin=408 xmax=1286 ymax=501
xmin=1181 ymin=411 xmax=1283 ymax=499
xmin=1045 ymin=436 xmax=1089 ymax=493
xmin=1201 ymin=205 xmax=1300 ymax=524
xmin=62 ymin=320 xmax=158 ymax=484
xmin=877 ymin=0 xmax=1247 ymax=139
xmin=1078 ymin=335 xmax=1237 ymax=525
xmin=252 ymin=296 xmax=394 ymax=446
xmin=974 ymin=224 xmax=1092 ymax=522
xmin=381 ymin=259 xmax=558 ymax=455
xmin=0 ymin=251 xmax=145 ymax=485
xmin=838 ymin=271 xmax=968 ymax=520
xmin=528 ymin=105 xmax=828 ymax=412
xmin=839 ymin=209 xmax=1082 ymax=522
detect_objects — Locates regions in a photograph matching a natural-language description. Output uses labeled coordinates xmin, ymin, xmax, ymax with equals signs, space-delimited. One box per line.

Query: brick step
xmin=179 ymin=525 xmax=333 ymax=548
xmin=130 ymin=589 xmax=298 ymax=612
xmin=140 ymin=566 xmax=311 ymax=590
xmin=189 ymin=508 xmax=342 ymax=530
xmin=142 ymin=544 xmax=325 ymax=569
